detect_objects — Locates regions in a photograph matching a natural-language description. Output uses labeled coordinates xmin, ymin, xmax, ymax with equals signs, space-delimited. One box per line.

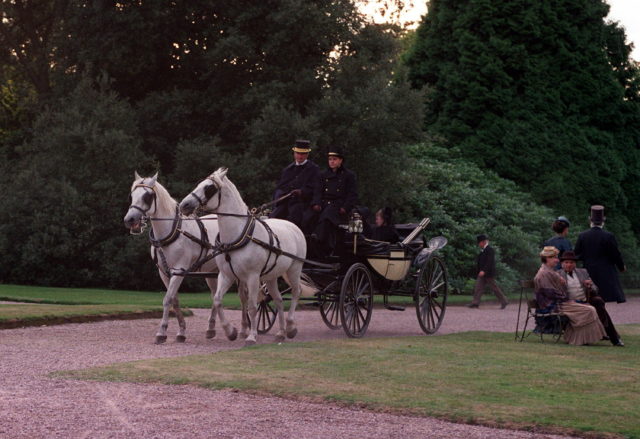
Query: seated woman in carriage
xmin=371 ymin=207 xmax=400 ymax=243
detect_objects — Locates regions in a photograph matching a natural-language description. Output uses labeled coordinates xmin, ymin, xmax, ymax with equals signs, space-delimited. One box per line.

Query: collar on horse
xmin=149 ymin=205 xmax=183 ymax=248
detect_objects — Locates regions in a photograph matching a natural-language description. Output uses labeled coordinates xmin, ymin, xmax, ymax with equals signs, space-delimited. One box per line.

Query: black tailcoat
xmin=270 ymin=160 xmax=320 ymax=226
xmin=476 ymin=245 xmax=497 ymax=278
xmin=574 ymin=227 xmax=626 ymax=303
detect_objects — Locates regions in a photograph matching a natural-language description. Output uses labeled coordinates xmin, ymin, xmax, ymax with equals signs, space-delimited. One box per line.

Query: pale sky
xmin=360 ymin=0 xmax=639 ymax=60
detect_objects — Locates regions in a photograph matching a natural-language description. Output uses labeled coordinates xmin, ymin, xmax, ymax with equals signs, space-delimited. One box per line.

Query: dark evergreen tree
xmin=404 ymin=0 xmax=640 ymax=242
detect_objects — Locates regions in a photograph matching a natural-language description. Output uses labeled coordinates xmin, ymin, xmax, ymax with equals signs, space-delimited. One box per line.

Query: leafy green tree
xmin=0 ymin=77 xmax=156 ymax=288
xmin=404 ymin=0 xmax=640 ymax=242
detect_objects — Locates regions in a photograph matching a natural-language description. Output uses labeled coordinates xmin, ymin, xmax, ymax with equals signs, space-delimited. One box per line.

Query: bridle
xmin=128 ymin=182 xmax=158 ymax=235
xmin=188 ymin=175 xmax=222 ymax=213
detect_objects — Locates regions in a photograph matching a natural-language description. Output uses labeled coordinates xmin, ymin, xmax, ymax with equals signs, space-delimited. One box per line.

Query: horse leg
xmin=284 ymin=267 xmax=303 ymax=339
xmin=204 ymin=277 xmax=218 ymax=339
xmin=264 ymin=278 xmax=286 ymax=343
xmin=239 ymin=283 xmax=250 ymax=339
xmin=244 ymin=274 xmax=261 ymax=346
xmin=213 ymin=274 xmax=238 ymax=341
xmin=172 ymin=295 xmax=187 ymax=342
xmin=156 ymin=274 xmax=184 ymax=344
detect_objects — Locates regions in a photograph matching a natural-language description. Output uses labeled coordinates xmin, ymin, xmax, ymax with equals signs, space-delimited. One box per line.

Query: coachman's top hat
xmin=590 ymin=205 xmax=605 ymax=225
xmin=327 ymin=146 xmax=344 ymax=159
xmin=292 ymin=139 xmax=312 ymax=153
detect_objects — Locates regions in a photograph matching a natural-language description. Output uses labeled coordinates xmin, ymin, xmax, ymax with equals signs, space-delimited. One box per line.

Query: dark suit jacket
xmin=476 ymin=245 xmax=497 ymax=278
xmin=312 ymin=165 xmax=358 ymax=225
xmin=574 ymin=227 xmax=625 ymax=303
xmin=273 ymin=160 xmax=320 ymax=206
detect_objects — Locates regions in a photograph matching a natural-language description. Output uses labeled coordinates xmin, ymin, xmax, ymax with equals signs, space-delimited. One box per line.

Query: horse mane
xmin=210 ymin=167 xmax=248 ymax=212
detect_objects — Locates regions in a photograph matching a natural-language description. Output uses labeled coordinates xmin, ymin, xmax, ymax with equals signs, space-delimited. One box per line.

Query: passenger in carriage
xmin=303 ymin=146 xmax=358 ymax=257
xmin=269 ymin=139 xmax=320 ymax=229
xmin=371 ymin=207 xmax=400 ymax=242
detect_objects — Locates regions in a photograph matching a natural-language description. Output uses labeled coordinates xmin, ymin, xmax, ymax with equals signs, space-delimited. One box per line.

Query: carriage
xmin=127 ymin=170 xmax=448 ymax=344
xmin=257 ymin=214 xmax=449 ymax=339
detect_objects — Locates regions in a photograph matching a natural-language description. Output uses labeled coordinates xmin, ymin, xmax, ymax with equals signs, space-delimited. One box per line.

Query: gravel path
xmin=1 ymin=297 xmax=638 ymax=439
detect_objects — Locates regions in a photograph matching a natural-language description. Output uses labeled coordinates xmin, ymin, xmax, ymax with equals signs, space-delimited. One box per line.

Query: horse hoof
xmin=286 ymin=328 xmax=298 ymax=339
xmin=205 ymin=330 xmax=216 ymax=339
xmin=227 ymin=327 xmax=238 ymax=341
xmin=176 ymin=335 xmax=186 ymax=343
xmin=275 ymin=335 xmax=285 ymax=343
xmin=244 ymin=339 xmax=256 ymax=347
xmin=155 ymin=335 xmax=167 ymax=344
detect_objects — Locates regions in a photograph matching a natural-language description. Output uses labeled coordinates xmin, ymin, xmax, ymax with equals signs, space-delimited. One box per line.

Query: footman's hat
xmin=327 ymin=146 xmax=344 ymax=158
xmin=590 ymin=205 xmax=605 ymax=225
xmin=292 ymin=139 xmax=312 ymax=153
xmin=476 ymin=234 xmax=488 ymax=243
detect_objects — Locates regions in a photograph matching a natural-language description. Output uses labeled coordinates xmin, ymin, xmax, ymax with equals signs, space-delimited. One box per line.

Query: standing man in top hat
xmin=574 ymin=205 xmax=626 ymax=303
xmin=269 ymin=139 xmax=320 ymax=229
xmin=468 ymin=234 xmax=509 ymax=309
xmin=304 ymin=146 xmax=358 ymax=257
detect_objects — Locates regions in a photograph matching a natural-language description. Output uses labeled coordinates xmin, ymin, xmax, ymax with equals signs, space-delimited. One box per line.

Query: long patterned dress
xmin=534 ymin=264 xmax=605 ymax=345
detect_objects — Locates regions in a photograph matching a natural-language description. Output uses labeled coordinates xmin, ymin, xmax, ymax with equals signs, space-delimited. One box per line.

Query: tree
xmin=404 ymin=0 xmax=640 ymax=241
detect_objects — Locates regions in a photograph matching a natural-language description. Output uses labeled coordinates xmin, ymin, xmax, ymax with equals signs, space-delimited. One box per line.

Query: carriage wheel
xmin=256 ymin=291 xmax=277 ymax=334
xmin=320 ymin=295 xmax=342 ymax=330
xmin=415 ymin=256 xmax=448 ymax=334
xmin=339 ymin=263 xmax=374 ymax=338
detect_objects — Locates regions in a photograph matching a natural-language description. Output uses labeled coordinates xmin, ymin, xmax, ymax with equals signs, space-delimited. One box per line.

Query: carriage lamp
xmin=348 ymin=212 xmax=364 ymax=234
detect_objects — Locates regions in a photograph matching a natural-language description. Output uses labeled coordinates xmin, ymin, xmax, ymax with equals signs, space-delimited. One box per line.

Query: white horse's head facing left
xmin=124 ymin=171 xmax=174 ymax=233
xmin=180 ymin=167 xmax=240 ymax=216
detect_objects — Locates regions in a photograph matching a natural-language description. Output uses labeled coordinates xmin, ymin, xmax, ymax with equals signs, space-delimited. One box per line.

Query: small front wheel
xmin=339 ymin=263 xmax=374 ymax=338
xmin=320 ymin=294 xmax=342 ymax=329
xmin=256 ymin=292 xmax=277 ymax=334
xmin=415 ymin=255 xmax=448 ymax=334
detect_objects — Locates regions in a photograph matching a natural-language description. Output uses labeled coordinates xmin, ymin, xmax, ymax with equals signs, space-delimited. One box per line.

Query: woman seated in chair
xmin=371 ymin=207 xmax=400 ymax=243
xmin=534 ymin=246 xmax=605 ymax=345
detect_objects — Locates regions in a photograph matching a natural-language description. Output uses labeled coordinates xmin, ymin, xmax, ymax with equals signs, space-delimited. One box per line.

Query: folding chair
xmin=515 ymin=279 xmax=568 ymax=342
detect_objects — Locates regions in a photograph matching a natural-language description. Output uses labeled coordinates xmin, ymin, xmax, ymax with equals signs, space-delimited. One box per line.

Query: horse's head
xmin=124 ymin=171 xmax=158 ymax=233
xmin=179 ymin=168 xmax=227 ymax=215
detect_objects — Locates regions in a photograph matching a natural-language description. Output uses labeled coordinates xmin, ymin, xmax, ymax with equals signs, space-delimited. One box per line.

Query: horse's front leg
xmin=156 ymin=274 xmax=184 ymax=344
xmin=264 ymin=278 xmax=286 ymax=342
xmin=213 ymin=273 xmax=238 ymax=341
xmin=284 ymin=267 xmax=303 ymax=339
xmin=244 ymin=274 xmax=262 ymax=346
xmin=172 ymin=294 xmax=187 ymax=342
xmin=239 ymin=283 xmax=250 ymax=339
xmin=205 ymin=277 xmax=218 ymax=339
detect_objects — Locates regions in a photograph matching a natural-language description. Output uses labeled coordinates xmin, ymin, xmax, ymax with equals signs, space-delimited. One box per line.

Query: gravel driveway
xmin=1 ymin=297 xmax=637 ymax=439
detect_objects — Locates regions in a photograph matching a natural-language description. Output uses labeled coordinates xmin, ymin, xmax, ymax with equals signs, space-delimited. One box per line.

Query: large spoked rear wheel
xmin=256 ymin=290 xmax=277 ymax=334
xmin=339 ymin=263 xmax=374 ymax=338
xmin=415 ymin=255 xmax=448 ymax=334
xmin=320 ymin=295 xmax=342 ymax=329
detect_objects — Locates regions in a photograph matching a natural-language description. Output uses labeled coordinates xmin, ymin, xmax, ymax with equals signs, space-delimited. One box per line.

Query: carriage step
xmin=384 ymin=305 xmax=405 ymax=311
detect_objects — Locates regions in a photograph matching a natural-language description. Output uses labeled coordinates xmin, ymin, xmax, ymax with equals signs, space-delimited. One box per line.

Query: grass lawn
xmin=58 ymin=326 xmax=640 ymax=438
xmin=0 ymin=284 xmax=243 ymax=308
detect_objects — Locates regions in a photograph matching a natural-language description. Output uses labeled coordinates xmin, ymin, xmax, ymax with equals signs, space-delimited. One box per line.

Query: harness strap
xmin=149 ymin=206 xmax=182 ymax=248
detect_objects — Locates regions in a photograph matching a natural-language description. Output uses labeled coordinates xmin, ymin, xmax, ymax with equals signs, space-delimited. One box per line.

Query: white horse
xmin=124 ymin=172 xmax=232 ymax=344
xmin=179 ymin=168 xmax=306 ymax=346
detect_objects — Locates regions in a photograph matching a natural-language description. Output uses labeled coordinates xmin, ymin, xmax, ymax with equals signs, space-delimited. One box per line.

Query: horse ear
xmin=150 ymin=172 xmax=158 ymax=185
xmin=218 ymin=167 xmax=228 ymax=180
xmin=134 ymin=171 xmax=141 ymax=180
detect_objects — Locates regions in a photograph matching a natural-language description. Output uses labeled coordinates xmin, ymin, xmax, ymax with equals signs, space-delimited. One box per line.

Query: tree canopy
xmin=404 ymin=0 xmax=640 ymax=241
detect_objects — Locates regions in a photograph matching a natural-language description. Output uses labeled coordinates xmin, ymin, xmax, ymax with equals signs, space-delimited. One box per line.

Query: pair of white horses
xmin=123 ymin=168 xmax=305 ymax=346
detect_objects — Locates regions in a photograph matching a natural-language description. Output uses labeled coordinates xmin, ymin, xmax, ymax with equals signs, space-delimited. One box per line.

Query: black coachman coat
xmin=312 ymin=165 xmax=358 ymax=225
xmin=574 ymin=227 xmax=626 ymax=303
xmin=270 ymin=160 xmax=320 ymax=224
